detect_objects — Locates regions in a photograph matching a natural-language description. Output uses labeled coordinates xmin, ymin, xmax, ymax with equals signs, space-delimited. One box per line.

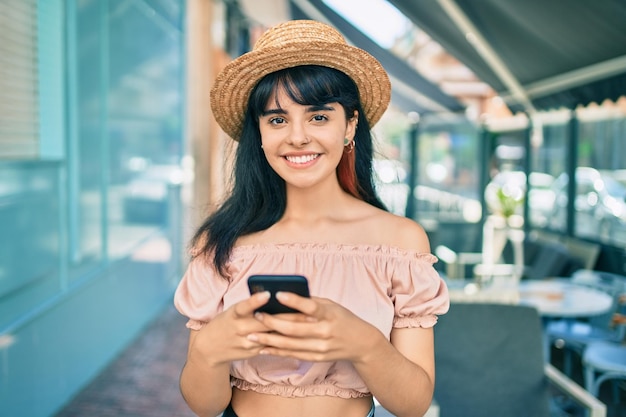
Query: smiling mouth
xmin=285 ymin=154 xmax=320 ymax=164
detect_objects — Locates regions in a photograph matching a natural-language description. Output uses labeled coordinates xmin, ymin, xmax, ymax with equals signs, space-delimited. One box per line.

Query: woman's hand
xmin=247 ymin=292 xmax=382 ymax=363
xmin=188 ymin=291 xmax=275 ymax=367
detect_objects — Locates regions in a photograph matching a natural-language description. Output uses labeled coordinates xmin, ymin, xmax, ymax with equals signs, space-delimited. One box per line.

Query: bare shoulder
xmin=370 ymin=209 xmax=431 ymax=253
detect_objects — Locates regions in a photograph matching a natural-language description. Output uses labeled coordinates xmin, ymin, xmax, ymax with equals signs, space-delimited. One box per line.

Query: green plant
xmin=495 ymin=186 xmax=524 ymax=218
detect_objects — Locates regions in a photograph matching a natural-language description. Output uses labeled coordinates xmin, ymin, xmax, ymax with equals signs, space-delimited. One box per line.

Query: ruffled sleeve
xmin=174 ymin=254 xmax=230 ymax=330
xmin=391 ymin=254 xmax=449 ymax=328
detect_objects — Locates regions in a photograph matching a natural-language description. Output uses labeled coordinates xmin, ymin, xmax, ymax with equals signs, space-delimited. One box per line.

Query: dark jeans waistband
xmin=221 ymin=403 xmax=237 ymax=417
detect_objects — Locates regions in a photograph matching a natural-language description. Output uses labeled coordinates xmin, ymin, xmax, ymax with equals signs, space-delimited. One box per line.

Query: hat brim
xmin=210 ymin=41 xmax=391 ymax=140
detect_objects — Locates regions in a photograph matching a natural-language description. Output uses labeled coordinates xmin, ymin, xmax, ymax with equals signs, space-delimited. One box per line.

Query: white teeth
xmin=285 ymin=154 xmax=319 ymax=164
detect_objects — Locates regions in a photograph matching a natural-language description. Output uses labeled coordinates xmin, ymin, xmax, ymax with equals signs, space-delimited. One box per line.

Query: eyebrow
xmin=306 ymin=104 xmax=335 ymax=112
xmin=260 ymin=108 xmax=287 ymax=117
xmin=261 ymin=104 xmax=335 ymax=117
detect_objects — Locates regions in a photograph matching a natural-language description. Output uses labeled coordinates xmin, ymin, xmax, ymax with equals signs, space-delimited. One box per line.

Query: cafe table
xmin=446 ymin=277 xmax=614 ymax=319
xmin=517 ymin=279 xmax=613 ymax=318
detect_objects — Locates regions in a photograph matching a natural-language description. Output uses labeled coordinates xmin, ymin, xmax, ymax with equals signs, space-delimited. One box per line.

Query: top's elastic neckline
xmin=232 ymin=242 xmax=436 ymax=259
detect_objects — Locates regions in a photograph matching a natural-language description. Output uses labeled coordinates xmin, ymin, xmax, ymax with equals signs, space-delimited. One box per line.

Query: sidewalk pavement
xmin=54 ymin=305 xmax=195 ymax=417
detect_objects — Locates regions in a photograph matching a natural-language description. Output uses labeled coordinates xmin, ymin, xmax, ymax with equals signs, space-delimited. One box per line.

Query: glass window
xmin=530 ymin=111 xmax=626 ymax=246
xmin=482 ymin=124 xmax=529 ymax=229
xmin=105 ymin=0 xmax=185 ymax=259
xmin=66 ymin=0 xmax=105 ymax=275
xmin=0 ymin=1 xmax=66 ymax=326
xmin=413 ymin=115 xmax=482 ymax=253
xmin=530 ymin=122 xmax=568 ymax=231
xmin=576 ymin=113 xmax=626 ymax=245
xmin=67 ymin=0 xmax=185 ymax=279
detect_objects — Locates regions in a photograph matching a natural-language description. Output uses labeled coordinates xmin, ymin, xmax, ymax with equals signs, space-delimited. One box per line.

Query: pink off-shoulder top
xmin=174 ymin=243 xmax=449 ymax=399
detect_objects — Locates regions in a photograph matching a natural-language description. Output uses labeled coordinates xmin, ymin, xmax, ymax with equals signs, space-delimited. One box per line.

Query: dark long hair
xmin=193 ymin=65 xmax=387 ymax=276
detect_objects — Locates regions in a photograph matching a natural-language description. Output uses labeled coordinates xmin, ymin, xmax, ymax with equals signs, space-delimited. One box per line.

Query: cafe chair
xmin=544 ymin=271 xmax=626 ymax=373
xmin=433 ymin=303 xmax=606 ymax=417
xmin=582 ymin=339 xmax=626 ymax=401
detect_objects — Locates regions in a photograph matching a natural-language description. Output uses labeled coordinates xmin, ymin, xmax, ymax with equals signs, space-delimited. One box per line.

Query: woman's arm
xmin=353 ymin=326 xmax=435 ymax=417
xmin=358 ymin=217 xmax=438 ymax=416
xmin=180 ymin=330 xmax=232 ymax=417
xmin=179 ymin=291 xmax=272 ymax=417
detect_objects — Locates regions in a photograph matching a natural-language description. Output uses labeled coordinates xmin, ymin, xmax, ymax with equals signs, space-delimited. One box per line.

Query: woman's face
xmin=258 ymin=86 xmax=357 ymax=190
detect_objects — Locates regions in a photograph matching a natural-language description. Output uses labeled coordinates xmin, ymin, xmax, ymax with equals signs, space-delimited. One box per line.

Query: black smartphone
xmin=247 ymin=274 xmax=310 ymax=314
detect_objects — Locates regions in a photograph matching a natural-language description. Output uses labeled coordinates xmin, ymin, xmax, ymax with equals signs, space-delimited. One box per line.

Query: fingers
xmin=232 ymin=294 xmax=337 ymax=356
xmin=274 ymin=292 xmax=319 ymax=316
xmin=258 ymin=312 xmax=321 ymax=335
xmin=252 ymin=296 xmax=331 ymax=339
xmin=246 ymin=327 xmax=335 ymax=363
xmin=232 ymin=291 xmax=271 ymax=318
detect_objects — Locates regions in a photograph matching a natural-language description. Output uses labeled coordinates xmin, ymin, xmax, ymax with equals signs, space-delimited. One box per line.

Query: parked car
xmin=549 ymin=167 xmax=626 ymax=239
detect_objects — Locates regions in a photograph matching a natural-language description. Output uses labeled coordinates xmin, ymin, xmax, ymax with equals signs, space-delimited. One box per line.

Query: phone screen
xmin=247 ymin=274 xmax=310 ymax=314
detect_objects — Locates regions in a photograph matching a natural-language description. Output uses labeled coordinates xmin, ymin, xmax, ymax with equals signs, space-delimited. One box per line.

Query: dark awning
xmin=289 ymin=0 xmax=465 ymax=115
xmin=387 ymin=0 xmax=626 ymax=113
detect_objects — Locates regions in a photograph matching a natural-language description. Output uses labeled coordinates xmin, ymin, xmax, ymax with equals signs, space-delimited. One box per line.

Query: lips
xmin=284 ymin=154 xmax=320 ymax=164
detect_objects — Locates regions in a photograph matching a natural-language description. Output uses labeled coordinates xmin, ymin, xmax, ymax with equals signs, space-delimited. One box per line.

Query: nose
xmin=288 ymin=122 xmax=311 ymax=147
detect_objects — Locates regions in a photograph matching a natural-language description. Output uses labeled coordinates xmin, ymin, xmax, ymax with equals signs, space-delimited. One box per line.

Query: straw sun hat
xmin=210 ymin=20 xmax=391 ymax=140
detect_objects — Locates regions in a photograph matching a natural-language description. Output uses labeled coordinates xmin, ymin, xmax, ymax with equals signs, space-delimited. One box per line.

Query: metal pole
xmin=404 ymin=113 xmax=420 ymax=219
xmin=522 ymin=119 xmax=532 ymax=234
xmin=167 ymin=183 xmax=183 ymax=283
xmin=566 ymin=112 xmax=578 ymax=237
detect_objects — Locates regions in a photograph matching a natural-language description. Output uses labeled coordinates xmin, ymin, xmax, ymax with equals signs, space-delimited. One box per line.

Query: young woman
xmin=174 ymin=20 xmax=449 ymax=417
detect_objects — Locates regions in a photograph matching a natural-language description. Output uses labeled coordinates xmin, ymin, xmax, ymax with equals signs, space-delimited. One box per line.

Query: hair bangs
xmin=249 ymin=65 xmax=359 ymax=120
